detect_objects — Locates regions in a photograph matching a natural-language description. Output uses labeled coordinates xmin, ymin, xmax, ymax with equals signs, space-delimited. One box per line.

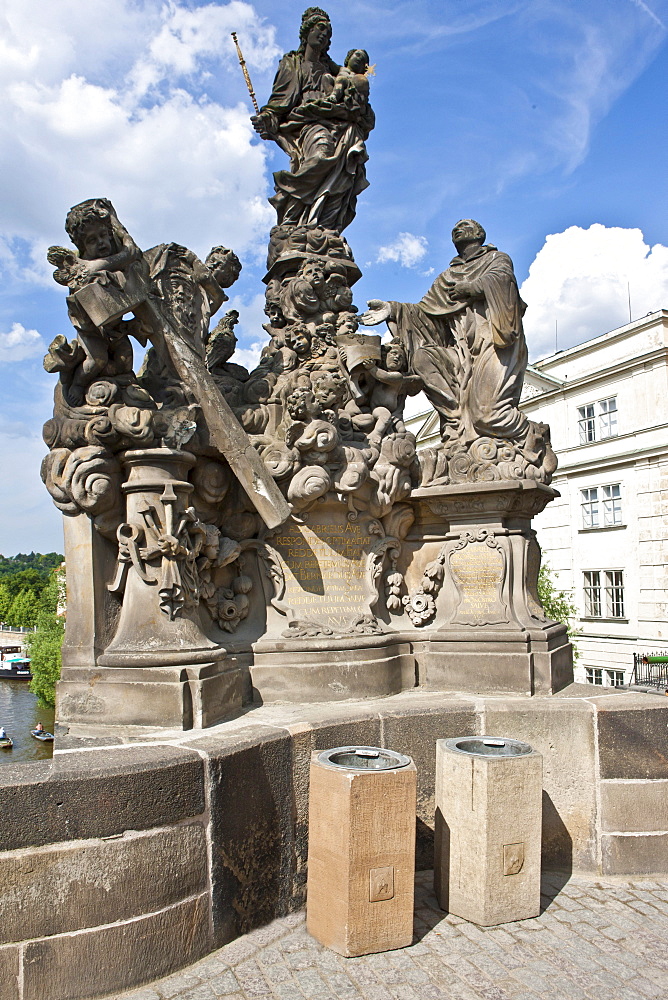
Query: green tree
xmin=537 ymin=563 xmax=581 ymax=659
xmin=26 ymin=570 xmax=65 ymax=708
xmin=3 ymin=568 xmax=45 ymax=599
xmin=5 ymin=588 xmax=39 ymax=628
xmin=0 ymin=582 xmax=11 ymax=623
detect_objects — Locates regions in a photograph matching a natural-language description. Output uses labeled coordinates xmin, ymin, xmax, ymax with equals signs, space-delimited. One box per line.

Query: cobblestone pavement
xmin=107 ymin=871 xmax=668 ymax=1000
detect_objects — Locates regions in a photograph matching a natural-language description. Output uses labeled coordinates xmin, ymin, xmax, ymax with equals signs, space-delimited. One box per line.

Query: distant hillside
xmin=0 ymin=552 xmax=64 ymax=578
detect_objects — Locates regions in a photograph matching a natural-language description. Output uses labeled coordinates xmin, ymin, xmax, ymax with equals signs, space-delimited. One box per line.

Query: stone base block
xmin=307 ymin=750 xmax=416 ymax=956
xmin=418 ymin=627 xmax=572 ymax=696
xmin=250 ymin=639 xmax=415 ymax=704
xmin=22 ymin=893 xmax=211 ymax=1000
xmin=0 ymin=946 xmax=19 ymax=1000
xmin=56 ymin=661 xmax=242 ymax=729
xmin=435 ymin=737 xmax=542 ymax=925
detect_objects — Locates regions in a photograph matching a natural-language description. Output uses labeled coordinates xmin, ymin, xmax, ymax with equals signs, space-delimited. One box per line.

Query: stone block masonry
xmin=2 ymin=687 xmax=668 ymax=999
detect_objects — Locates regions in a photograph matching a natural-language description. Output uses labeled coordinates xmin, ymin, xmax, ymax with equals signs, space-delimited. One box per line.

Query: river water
xmin=0 ymin=680 xmax=55 ymax=763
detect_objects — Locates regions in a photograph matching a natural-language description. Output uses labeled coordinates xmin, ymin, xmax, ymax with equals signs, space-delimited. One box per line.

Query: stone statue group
xmin=40 ymin=6 xmax=556 ymax=640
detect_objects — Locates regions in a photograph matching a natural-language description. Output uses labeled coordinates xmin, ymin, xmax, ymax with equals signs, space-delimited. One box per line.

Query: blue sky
xmin=0 ymin=0 xmax=666 ymax=554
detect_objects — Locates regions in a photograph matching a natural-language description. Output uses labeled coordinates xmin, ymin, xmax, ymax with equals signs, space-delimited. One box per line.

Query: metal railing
xmin=632 ymin=652 xmax=668 ymax=689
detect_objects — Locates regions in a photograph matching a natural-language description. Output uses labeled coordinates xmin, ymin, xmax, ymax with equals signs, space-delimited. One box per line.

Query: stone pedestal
xmin=405 ymin=481 xmax=574 ymax=695
xmin=434 ymin=736 xmax=542 ymax=925
xmin=250 ymin=498 xmax=416 ymax=701
xmin=306 ymin=747 xmax=417 ymax=956
xmin=100 ymin=449 xmax=225 ymax=668
xmin=57 ymin=661 xmax=242 ymax=729
xmin=56 ymin=449 xmax=242 ymax=730
xmin=244 ymin=481 xmax=573 ymax=705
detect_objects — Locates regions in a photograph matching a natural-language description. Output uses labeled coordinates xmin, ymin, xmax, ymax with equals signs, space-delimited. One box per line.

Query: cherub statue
xmin=311 ymin=370 xmax=348 ymax=419
xmin=323 ymin=266 xmax=355 ymax=314
xmin=280 ymin=259 xmax=327 ymax=322
xmin=358 ymin=341 xmax=422 ymax=442
xmin=327 ymin=48 xmax=371 ymax=112
xmin=46 ymin=198 xmax=147 ymax=405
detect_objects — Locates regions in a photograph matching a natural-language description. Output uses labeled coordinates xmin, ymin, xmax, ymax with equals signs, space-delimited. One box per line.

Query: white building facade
xmin=409 ymin=310 xmax=668 ymax=686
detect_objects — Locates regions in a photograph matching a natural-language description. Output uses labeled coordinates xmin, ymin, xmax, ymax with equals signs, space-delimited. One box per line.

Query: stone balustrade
xmin=1 ymin=687 xmax=667 ymax=1000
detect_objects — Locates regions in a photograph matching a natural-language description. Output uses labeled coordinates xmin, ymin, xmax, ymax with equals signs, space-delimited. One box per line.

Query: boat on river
xmin=0 ymin=735 xmax=13 ymax=749
xmin=31 ymin=730 xmax=54 ymax=742
xmin=0 ymin=646 xmax=32 ymax=680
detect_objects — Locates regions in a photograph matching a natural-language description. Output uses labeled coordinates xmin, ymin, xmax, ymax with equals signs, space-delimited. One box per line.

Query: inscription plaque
xmin=449 ymin=540 xmax=508 ymax=626
xmin=271 ymin=509 xmax=373 ymax=628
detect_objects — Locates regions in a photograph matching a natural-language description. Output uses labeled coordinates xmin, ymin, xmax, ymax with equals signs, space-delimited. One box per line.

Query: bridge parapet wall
xmin=1 ymin=689 xmax=667 ymax=1000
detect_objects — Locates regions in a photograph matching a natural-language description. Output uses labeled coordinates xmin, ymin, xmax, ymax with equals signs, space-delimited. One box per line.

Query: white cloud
xmin=0 ymin=1 xmax=279 ymax=276
xmin=377 ymin=233 xmax=428 ymax=268
xmin=234 ymin=342 xmax=264 ymax=370
xmin=133 ymin=1 xmax=279 ymax=96
xmin=0 ymin=323 xmax=44 ymax=362
xmin=521 ymin=224 xmax=668 ymax=358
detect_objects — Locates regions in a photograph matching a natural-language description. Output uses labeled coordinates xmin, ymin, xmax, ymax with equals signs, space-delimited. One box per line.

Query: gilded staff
xmin=231 ymin=32 xmax=260 ymax=115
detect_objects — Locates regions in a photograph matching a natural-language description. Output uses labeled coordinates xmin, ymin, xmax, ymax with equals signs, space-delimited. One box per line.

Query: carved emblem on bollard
xmin=369 ymin=866 xmax=395 ymax=902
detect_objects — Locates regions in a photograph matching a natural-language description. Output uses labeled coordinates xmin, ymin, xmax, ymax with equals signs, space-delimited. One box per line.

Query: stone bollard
xmin=434 ymin=736 xmax=542 ymax=926
xmin=307 ymin=746 xmax=417 ymax=956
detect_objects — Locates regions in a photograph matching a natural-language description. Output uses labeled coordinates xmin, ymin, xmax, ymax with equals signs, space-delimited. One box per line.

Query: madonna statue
xmin=251 ymin=7 xmax=375 ymax=233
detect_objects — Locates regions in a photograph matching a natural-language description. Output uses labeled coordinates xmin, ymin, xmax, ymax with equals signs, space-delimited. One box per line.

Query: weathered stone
xmin=601 ymin=779 xmax=668 ymax=833
xmin=250 ymin=639 xmax=414 ymax=704
xmin=0 ymin=823 xmax=207 ymax=943
xmin=22 ymin=893 xmax=211 ymax=1000
xmin=483 ymin=696 xmax=596 ymax=869
xmin=360 ymin=221 xmax=557 ymax=485
xmin=41 ymin=9 xmax=574 ymax=728
xmin=185 ymin=726 xmax=296 ymax=947
xmin=595 ymin=697 xmax=668 ymax=779
xmin=58 ymin=661 xmax=242 ymax=729
xmin=0 ymin=746 xmax=204 ymax=850
xmin=434 ymin=737 xmax=542 ymax=925
xmin=307 ymin=749 xmax=416 ymax=956
xmin=252 ymin=9 xmax=374 ymax=231
xmin=0 ymin=946 xmax=19 ymax=1000
xmin=379 ymin=699 xmax=479 ymax=870
xmin=601 ymin=833 xmax=668 ymax=875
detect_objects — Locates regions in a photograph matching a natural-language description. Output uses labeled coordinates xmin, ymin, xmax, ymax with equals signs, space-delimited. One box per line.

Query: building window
xmin=602 ymin=484 xmax=622 ymax=525
xmin=585 ymin=668 xmax=603 ymax=685
xmin=605 ymin=570 xmax=625 ymax=618
xmin=599 ymin=397 xmax=618 ymax=439
xmin=607 ymin=669 xmax=625 ymax=687
xmin=583 ymin=570 xmax=625 ymax=618
xmin=581 ymin=488 xmax=599 ymax=528
xmin=581 ymin=484 xmax=622 ymax=528
xmin=584 ymin=571 xmax=601 ymax=616
xmin=578 ymin=404 xmax=596 ymax=444
xmin=578 ymin=397 xmax=617 ymax=443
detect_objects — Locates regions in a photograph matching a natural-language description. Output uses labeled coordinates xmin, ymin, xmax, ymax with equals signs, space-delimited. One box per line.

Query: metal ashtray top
xmin=444 ymin=736 xmax=535 ymax=758
xmin=317 ymin=746 xmax=412 ymax=771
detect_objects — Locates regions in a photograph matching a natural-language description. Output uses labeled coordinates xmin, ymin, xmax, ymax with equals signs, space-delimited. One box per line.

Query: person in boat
xmin=35 ymin=722 xmax=45 ymax=734
xmin=0 ymin=726 xmax=6 ymax=739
